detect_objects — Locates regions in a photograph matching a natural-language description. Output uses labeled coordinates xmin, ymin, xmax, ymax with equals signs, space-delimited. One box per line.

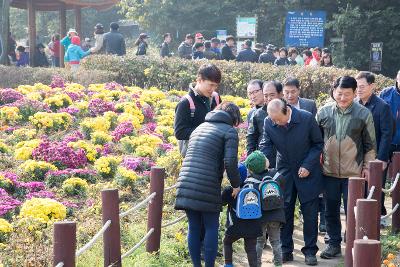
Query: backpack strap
xmin=212 ymin=92 xmax=220 ymax=106
xmin=272 ymin=172 xmax=281 ymax=181
xmin=182 ymin=94 xmax=195 ymax=118
xmin=244 ymin=178 xmax=261 ymax=184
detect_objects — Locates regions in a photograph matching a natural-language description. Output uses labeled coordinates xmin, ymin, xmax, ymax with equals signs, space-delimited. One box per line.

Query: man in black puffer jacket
xmin=175 ymin=102 xmax=242 ymax=267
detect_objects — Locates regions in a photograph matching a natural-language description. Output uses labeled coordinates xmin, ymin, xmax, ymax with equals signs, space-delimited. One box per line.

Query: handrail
xmin=381 ymin=203 xmax=399 ymax=220
xmin=367 ymin=186 xmax=375 ymax=200
xmin=382 ymin=173 xmax=399 ymax=194
xmin=121 ymin=228 xmax=155 ymax=259
xmin=55 ymin=262 xmax=64 ymax=267
xmin=119 ymin=192 xmax=156 ymax=218
xmin=164 ymin=183 xmax=178 ymax=191
xmin=161 ymin=214 xmax=186 ymax=228
xmin=76 ymin=220 xmax=112 ymax=257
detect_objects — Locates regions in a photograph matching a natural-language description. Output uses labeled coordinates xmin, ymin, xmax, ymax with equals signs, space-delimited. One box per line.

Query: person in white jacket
xmin=90 ymin=23 xmax=105 ymax=54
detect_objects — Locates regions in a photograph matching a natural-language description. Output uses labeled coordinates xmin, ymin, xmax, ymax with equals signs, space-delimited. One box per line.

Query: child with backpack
xmin=221 ymin=162 xmax=262 ymax=267
xmin=244 ymin=151 xmax=285 ymax=267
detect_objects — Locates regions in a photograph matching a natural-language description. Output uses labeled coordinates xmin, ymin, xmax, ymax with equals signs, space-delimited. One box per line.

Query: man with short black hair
xmin=210 ymin=38 xmax=221 ymax=59
xmin=221 ymin=35 xmax=236 ymax=61
xmin=318 ymin=76 xmax=376 ymax=260
xmin=356 ymin=71 xmax=393 ymax=225
xmin=203 ymin=41 xmax=218 ymax=60
xmin=174 ymin=64 xmax=222 ymax=156
xmin=236 ymin=39 xmax=258 ymax=63
xmin=192 ymin=43 xmax=205 ymax=60
xmin=178 ymin=34 xmax=194 ymax=59
xmin=160 ymin=33 xmax=172 ymax=58
xmin=103 ymin=22 xmax=126 ymax=56
xmin=282 ymin=77 xmax=317 ymax=116
xmin=259 ymin=45 xmax=276 ymax=64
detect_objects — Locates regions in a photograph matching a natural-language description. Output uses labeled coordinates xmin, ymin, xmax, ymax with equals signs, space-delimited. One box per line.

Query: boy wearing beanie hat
xmin=244 ymin=151 xmax=285 ymax=267
xmin=65 ymin=36 xmax=91 ymax=72
xmin=221 ymin=163 xmax=262 ymax=267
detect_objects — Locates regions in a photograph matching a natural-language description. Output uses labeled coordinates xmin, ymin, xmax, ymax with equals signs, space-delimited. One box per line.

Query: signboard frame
xmin=284 ymin=11 xmax=326 ymax=47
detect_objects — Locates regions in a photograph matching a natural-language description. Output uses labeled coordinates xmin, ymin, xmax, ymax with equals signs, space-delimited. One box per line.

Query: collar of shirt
xmin=287 ymin=108 xmax=292 ymax=124
xmin=293 ymin=100 xmax=300 ymax=109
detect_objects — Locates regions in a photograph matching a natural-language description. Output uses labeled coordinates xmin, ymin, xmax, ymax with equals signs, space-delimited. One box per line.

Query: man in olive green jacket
xmin=317 ymin=76 xmax=376 ymax=260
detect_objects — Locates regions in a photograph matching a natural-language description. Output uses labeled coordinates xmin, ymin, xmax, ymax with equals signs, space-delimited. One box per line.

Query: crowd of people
xmin=7 ymin=26 xmax=333 ymax=69
xmin=6 ymin=22 xmax=127 ymax=71
xmin=173 ymin=63 xmax=400 ymax=267
xmin=171 ymin=33 xmax=333 ymax=67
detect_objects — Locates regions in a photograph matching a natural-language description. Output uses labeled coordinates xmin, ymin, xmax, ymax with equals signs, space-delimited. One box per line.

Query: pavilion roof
xmin=11 ymin=0 xmax=119 ymax=11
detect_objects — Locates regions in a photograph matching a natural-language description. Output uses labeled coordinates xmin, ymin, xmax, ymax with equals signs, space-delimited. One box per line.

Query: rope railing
xmin=164 ymin=183 xmax=179 ymax=191
xmin=367 ymin=186 xmax=375 ymax=200
xmin=162 ymin=214 xmax=186 ymax=228
xmin=55 ymin=262 xmax=64 ymax=267
xmin=119 ymin=192 xmax=157 ymax=218
xmin=75 ymin=220 xmax=112 ymax=257
xmin=381 ymin=203 xmax=399 ymax=220
xmin=121 ymin=228 xmax=155 ymax=259
xmin=382 ymin=172 xmax=399 ymax=194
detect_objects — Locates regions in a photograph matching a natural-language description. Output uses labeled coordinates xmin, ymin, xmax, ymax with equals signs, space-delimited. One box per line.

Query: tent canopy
xmin=11 ymin=0 xmax=119 ymax=11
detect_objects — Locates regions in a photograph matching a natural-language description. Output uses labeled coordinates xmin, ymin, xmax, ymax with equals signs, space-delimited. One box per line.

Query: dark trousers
xmin=186 ymin=210 xmax=220 ymax=267
xmin=324 ymin=176 xmax=348 ymax=247
xmin=281 ymin=186 xmax=319 ymax=256
xmin=224 ymin=235 xmax=257 ymax=267
xmin=319 ymin=196 xmax=326 ymax=226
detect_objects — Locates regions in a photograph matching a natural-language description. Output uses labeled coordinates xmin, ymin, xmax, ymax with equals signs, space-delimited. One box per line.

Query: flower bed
xmin=0 ymin=76 xmax=250 ymax=265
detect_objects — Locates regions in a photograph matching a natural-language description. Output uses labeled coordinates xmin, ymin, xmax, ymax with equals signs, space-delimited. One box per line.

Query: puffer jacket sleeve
xmin=224 ymin=128 xmax=240 ymax=188
xmin=362 ymin=112 xmax=377 ymax=168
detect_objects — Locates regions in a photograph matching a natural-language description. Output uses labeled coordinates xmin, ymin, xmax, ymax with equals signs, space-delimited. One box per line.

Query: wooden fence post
xmin=102 ymin=189 xmax=121 ymax=267
xmin=392 ymin=152 xmax=400 ymax=233
xmin=355 ymin=199 xmax=379 ymax=240
xmin=353 ymin=239 xmax=381 ymax=267
xmin=53 ymin=221 xmax=76 ymax=267
xmin=368 ymin=160 xmax=383 ymax=239
xmin=146 ymin=167 xmax=165 ymax=253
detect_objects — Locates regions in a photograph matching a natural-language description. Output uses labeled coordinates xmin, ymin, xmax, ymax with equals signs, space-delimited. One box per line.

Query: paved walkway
xmin=233 ymin=214 xmax=346 ymax=267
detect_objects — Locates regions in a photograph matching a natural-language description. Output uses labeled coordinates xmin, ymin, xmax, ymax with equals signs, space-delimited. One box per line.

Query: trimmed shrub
xmin=0 ymin=66 xmax=118 ymax=89
xmin=82 ymin=55 xmax=394 ymax=98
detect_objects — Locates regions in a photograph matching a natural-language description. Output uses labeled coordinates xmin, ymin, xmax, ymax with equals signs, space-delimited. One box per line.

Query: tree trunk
xmin=0 ymin=0 xmax=10 ymax=65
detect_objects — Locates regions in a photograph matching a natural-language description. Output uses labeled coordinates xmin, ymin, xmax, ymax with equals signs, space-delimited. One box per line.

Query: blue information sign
xmin=285 ymin=11 xmax=326 ymax=47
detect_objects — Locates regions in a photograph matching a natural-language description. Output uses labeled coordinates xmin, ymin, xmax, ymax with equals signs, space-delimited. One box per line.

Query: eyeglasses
xmin=248 ymin=89 xmax=261 ymax=96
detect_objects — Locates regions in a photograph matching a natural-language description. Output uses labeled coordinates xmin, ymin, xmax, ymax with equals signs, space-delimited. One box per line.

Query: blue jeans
xmin=186 ymin=210 xmax=220 ymax=267
xmin=324 ymin=176 xmax=348 ymax=247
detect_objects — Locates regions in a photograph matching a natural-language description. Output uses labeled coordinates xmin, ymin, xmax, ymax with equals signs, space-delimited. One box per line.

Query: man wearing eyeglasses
xmin=246 ymin=79 xmax=265 ymax=123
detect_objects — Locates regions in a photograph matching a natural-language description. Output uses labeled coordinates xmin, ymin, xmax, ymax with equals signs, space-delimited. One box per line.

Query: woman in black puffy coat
xmin=175 ymin=102 xmax=242 ymax=267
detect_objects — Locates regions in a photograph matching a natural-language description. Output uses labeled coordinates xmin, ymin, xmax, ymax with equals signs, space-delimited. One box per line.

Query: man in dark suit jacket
xmin=236 ymin=39 xmax=258 ymax=63
xmin=260 ymin=99 xmax=324 ymax=266
xmin=356 ymin=71 xmax=393 ymax=219
xmin=282 ymin=77 xmax=317 ymax=116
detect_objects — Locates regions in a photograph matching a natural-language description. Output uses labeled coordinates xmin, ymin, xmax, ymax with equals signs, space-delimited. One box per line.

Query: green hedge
xmin=82 ymin=55 xmax=394 ymax=99
xmin=0 ymin=66 xmax=118 ymax=88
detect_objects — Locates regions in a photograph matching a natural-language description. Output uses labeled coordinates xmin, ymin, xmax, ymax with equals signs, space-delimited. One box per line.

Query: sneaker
xmin=305 ymin=255 xmax=318 ymax=266
xmin=324 ymin=233 xmax=330 ymax=244
xmin=319 ymin=224 xmax=326 ymax=233
xmin=381 ymin=217 xmax=390 ymax=228
xmin=320 ymin=245 xmax=341 ymax=259
xmin=282 ymin=253 xmax=294 ymax=263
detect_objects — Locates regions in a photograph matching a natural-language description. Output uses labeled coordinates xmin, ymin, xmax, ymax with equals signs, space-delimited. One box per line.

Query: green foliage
xmin=83 ymin=54 xmax=394 ymax=98
xmin=327 ymin=5 xmax=400 ymax=77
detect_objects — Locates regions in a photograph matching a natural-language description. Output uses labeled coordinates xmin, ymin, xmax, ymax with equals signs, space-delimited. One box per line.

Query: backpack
xmin=235 ymin=184 xmax=262 ymax=220
xmin=177 ymin=92 xmax=220 ymax=157
xmin=258 ymin=172 xmax=284 ymax=211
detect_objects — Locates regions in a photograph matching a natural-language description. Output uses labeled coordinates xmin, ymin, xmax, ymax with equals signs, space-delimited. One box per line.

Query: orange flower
xmin=387 ymin=253 xmax=395 ymax=260
xmin=383 ymin=259 xmax=389 ymax=265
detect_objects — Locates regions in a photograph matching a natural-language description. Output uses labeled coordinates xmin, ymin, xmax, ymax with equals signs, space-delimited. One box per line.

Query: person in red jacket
xmin=48 ymin=34 xmax=61 ymax=67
